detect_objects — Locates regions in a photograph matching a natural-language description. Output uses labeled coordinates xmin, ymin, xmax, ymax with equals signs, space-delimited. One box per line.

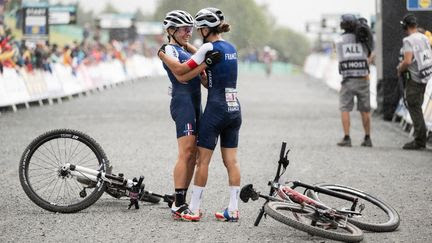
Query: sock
xmin=365 ymin=134 xmax=370 ymax=139
xmin=189 ymin=185 xmax=204 ymax=212
xmin=228 ymin=186 xmax=240 ymax=212
xmin=174 ymin=188 xmax=187 ymax=207
xmin=344 ymin=135 xmax=350 ymax=140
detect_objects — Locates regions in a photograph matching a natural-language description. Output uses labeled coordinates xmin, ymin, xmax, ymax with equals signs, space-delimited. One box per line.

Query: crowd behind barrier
xmin=0 ymin=26 xmax=170 ymax=113
xmin=0 ymin=55 xmax=165 ymax=112
xmin=303 ymin=52 xmax=432 ymax=134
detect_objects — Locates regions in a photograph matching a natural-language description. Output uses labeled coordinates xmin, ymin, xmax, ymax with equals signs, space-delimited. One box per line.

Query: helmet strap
xmin=201 ymin=28 xmax=211 ymax=43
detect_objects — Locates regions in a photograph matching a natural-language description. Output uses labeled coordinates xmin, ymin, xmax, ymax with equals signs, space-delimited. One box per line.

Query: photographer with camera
xmin=397 ymin=14 xmax=432 ymax=150
xmin=335 ymin=14 xmax=374 ymax=147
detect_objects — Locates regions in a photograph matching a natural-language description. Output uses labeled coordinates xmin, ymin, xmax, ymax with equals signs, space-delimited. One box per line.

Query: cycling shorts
xmin=197 ymin=104 xmax=242 ymax=150
xmin=170 ymin=94 xmax=201 ymax=138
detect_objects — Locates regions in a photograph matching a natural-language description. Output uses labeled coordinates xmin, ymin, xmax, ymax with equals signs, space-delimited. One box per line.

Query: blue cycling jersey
xmin=188 ymin=40 xmax=240 ymax=113
xmin=188 ymin=40 xmax=241 ymax=150
xmin=163 ymin=44 xmax=201 ymax=96
xmin=162 ymin=44 xmax=202 ymax=138
xmin=206 ymin=41 xmax=239 ymax=111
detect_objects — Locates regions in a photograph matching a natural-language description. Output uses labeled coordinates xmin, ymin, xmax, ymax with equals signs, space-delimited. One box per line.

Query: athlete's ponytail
xmin=216 ymin=23 xmax=230 ymax=33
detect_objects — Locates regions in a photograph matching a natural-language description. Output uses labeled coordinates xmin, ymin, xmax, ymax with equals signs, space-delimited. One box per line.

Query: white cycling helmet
xmin=163 ymin=10 xmax=194 ymax=30
xmin=194 ymin=8 xmax=224 ymax=28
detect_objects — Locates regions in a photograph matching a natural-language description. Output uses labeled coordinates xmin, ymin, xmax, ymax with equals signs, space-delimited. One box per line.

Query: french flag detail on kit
xmin=184 ymin=123 xmax=194 ymax=136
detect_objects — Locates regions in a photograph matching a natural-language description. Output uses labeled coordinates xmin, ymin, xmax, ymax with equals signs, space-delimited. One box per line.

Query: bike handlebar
xmin=137 ymin=176 xmax=144 ymax=188
xmin=279 ymin=141 xmax=287 ymax=160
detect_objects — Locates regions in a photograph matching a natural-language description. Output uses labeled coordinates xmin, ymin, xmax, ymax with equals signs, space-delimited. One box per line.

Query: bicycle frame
xmin=64 ymin=163 xmax=135 ymax=188
xmin=63 ymin=163 xmax=172 ymax=203
xmin=243 ymin=142 xmax=361 ymax=226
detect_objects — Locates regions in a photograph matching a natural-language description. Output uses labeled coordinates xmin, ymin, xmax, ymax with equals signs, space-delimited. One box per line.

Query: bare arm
xmin=397 ymin=51 xmax=413 ymax=76
xmin=172 ymin=63 xmax=207 ymax=83
xmin=367 ymin=51 xmax=375 ymax=65
xmin=159 ymin=51 xmax=192 ymax=75
xmin=159 ymin=42 xmax=214 ymax=75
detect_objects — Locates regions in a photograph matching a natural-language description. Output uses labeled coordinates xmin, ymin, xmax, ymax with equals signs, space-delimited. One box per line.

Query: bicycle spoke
xmin=55 ymin=179 xmax=65 ymax=205
xmin=56 ymin=138 xmax=64 ymax=166
xmin=28 ymin=167 xmax=57 ymax=172
xmin=66 ymin=140 xmax=81 ymax=165
xmin=34 ymin=176 xmax=58 ymax=194
xmin=64 ymin=179 xmax=77 ymax=203
xmin=68 ymin=142 xmax=87 ymax=164
xmin=29 ymin=162 xmax=58 ymax=171
xmin=47 ymin=177 xmax=60 ymax=202
xmin=20 ymin=130 xmax=108 ymax=213
xmin=64 ymin=139 xmax=67 ymax=167
xmin=30 ymin=173 xmax=57 ymax=187
xmin=33 ymin=152 xmax=59 ymax=169
xmin=74 ymin=150 xmax=94 ymax=166
xmin=71 ymin=176 xmax=85 ymax=191
xmin=78 ymin=157 xmax=98 ymax=168
xmin=41 ymin=144 xmax=62 ymax=166
xmin=28 ymin=169 xmax=57 ymax=180
xmin=48 ymin=140 xmax=62 ymax=165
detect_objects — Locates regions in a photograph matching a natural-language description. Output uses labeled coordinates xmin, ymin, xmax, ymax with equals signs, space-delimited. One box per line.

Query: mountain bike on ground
xmin=19 ymin=129 xmax=174 ymax=213
xmin=240 ymin=142 xmax=400 ymax=242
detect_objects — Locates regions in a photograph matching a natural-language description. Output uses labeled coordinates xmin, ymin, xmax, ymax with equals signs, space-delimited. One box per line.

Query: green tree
xmin=77 ymin=4 xmax=94 ymax=27
xmin=102 ymin=3 xmax=119 ymax=14
xmin=5 ymin=0 xmax=22 ymax=12
xmin=154 ymin=0 xmax=271 ymax=50
xmin=154 ymin=0 xmax=311 ymax=65
xmin=268 ymin=27 xmax=311 ymax=65
xmin=134 ymin=9 xmax=152 ymax=21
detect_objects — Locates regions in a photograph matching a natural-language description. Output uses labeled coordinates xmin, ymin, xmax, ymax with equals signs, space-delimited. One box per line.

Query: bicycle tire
xmin=264 ymin=202 xmax=364 ymax=242
xmin=307 ymin=184 xmax=400 ymax=232
xmin=19 ymin=129 xmax=108 ymax=213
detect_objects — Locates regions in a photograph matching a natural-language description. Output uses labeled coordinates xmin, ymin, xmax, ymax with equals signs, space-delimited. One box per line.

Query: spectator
xmin=34 ymin=42 xmax=44 ymax=69
xmin=334 ymin=14 xmax=373 ymax=147
xmin=62 ymin=45 xmax=72 ymax=66
xmin=0 ymin=28 xmax=141 ymax=75
xmin=397 ymin=14 xmax=432 ymax=150
xmin=49 ymin=44 xmax=61 ymax=64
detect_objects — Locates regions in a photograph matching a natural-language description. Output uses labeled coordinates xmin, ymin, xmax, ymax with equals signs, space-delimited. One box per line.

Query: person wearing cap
xmin=334 ymin=14 xmax=374 ymax=147
xmin=397 ymin=14 xmax=432 ymax=150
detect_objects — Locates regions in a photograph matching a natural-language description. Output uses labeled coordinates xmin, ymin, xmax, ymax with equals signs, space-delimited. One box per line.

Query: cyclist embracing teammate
xmin=159 ymin=8 xmax=242 ymax=222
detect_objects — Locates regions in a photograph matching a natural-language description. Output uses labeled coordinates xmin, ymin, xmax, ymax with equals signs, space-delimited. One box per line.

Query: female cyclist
xmin=159 ymin=8 xmax=241 ymax=222
xmin=160 ymin=10 xmax=207 ymax=221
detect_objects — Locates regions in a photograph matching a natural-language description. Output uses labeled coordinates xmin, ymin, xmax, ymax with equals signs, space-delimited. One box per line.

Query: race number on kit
xmin=225 ymin=88 xmax=239 ymax=112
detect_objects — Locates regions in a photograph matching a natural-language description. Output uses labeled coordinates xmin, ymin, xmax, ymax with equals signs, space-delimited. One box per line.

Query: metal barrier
xmin=303 ymin=53 xmax=432 ymax=134
xmin=0 ymin=55 xmax=165 ymax=113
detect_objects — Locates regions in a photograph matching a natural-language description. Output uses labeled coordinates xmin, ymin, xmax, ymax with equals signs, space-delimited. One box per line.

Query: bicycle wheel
xmin=264 ymin=202 xmax=363 ymax=242
xmin=19 ymin=129 xmax=108 ymax=213
xmin=307 ymin=184 xmax=400 ymax=232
